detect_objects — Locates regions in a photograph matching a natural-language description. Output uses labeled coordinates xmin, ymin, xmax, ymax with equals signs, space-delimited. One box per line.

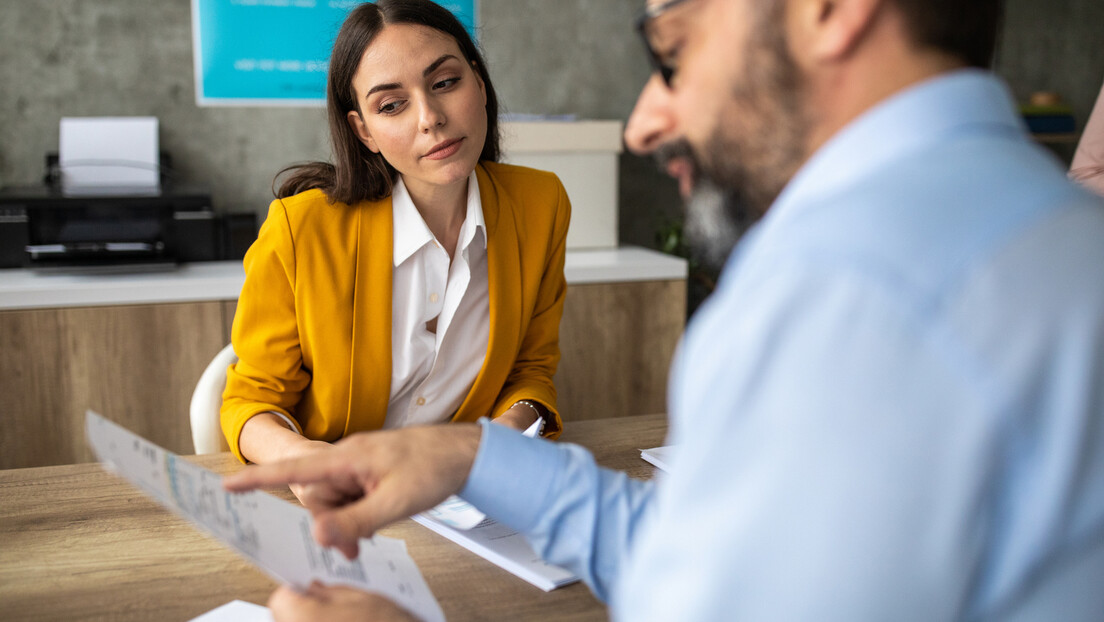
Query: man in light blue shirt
xmin=225 ymin=0 xmax=1104 ymax=619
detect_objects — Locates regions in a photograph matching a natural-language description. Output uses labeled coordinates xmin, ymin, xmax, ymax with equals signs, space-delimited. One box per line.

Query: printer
xmin=0 ymin=116 xmax=255 ymax=272
xmin=0 ymin=183 xmax=253 ymax=271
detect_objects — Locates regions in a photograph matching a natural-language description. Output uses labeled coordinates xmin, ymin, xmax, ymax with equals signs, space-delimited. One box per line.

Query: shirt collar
xmin=392 ymin=171 xmax=486 ymax=267
xmin=458 ymin=170 xmax=487 ymax=254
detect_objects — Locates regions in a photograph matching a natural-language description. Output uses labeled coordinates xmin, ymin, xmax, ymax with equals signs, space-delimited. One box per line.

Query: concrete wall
xmin=1 ymin=0 xmax=1102 ymax=249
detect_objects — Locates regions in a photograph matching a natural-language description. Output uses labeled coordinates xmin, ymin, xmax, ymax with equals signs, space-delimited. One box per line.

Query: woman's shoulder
xmin=479 ymin=161 xmax=565 ymax=195
xmin=254 ymin=188 xmax=386 ymax=270
xmin=272 ymin=187 xmax=346 ymax=217
xmin=269 ymin=188 xmax=384 ymax=230
xmin=477 ymin=162 xmax=569 ymax=225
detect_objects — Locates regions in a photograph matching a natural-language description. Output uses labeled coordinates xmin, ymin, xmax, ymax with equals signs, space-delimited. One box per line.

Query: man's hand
xmin=285 ymin=439 xmax=337 ymax=507
xmin=239 ymin=413 xmax=340 ymax=506
xmin=224 ymin=424 xmax=482 ymax=559
xmin=268 ymin=583 xmax=419 ymax=622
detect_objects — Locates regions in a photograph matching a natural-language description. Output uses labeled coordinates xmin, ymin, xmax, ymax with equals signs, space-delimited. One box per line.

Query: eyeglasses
xmin=635 ymin=0 xmax=695 ymax=88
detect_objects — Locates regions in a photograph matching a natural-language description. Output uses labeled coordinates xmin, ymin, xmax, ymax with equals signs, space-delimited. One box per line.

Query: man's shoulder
xmin=774 ymin=133 xmax=1097 ymax=299
xmin=732 ymin=132 xmax=1104 ymax=385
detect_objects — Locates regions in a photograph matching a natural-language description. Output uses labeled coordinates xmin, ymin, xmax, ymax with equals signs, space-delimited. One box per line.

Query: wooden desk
xmin=0 ymin=414 xmax=668 ymax=621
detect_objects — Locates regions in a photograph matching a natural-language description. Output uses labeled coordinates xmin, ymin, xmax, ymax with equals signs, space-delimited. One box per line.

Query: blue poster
xmin=192 ymin=0 xmax=478 ymax=106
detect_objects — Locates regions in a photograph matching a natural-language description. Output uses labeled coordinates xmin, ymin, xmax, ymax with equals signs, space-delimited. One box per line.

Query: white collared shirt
xmin=266 ymin=172 xmax=489 ymax=434
xmin=383 ymin=172 xmax=489 ymax=428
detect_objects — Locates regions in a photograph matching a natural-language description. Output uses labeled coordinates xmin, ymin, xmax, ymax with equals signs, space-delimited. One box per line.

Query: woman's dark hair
xmin=275 ymin=0 xmax=501 ymax=204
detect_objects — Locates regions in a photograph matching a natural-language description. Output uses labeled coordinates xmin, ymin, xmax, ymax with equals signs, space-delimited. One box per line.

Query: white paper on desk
xmin=84 ymin=410 xmax=444 ymax=622
xmin=640 ymin=446 xmax=675 ymax=473
xmin=419 ymin=417 xmax=544 ymax=530
xmin=412 ymin=514 xmax=577 ymax=592
xmin=59 ymin=117 xmax=160 ymax=190
xmin=188 ymin=600 xmax=273 ymax=622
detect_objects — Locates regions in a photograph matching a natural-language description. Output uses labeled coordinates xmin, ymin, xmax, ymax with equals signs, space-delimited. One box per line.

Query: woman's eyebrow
xmin=423 ymin=54 xmax=459 ymax=77
xmin=365 ymin=54 xmax=460 ymax=99
xmin=367 ymin=81 xmax=401 ymax=97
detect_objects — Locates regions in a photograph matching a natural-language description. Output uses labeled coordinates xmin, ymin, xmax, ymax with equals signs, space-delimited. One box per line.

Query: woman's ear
xmin=346 ymin=109 xmax=380 ymax=153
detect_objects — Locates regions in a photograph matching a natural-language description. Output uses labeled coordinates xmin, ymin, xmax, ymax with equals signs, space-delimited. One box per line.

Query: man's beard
xmin=703 ymin=1 xmax=809 ymax=216
xmin=655 ymin=141 xmax=751 ymax=271
xmin=656 ymin=2 xmax=809 ymax=270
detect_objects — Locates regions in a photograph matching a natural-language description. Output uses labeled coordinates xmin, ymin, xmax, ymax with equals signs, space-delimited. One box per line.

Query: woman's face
xmin=346 ymin=23 xmax=488 ymax=200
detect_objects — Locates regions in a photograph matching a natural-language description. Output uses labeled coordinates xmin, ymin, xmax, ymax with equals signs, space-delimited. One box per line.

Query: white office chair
xmin=189 ymin=343 xmax=237 ymax=454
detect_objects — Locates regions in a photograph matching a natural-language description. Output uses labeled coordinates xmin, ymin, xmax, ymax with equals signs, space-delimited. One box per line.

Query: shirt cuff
xmin=459 ymin=418 xmax=565 ymax=533
xmin=265 ymin=410 xmax=300 ymax=434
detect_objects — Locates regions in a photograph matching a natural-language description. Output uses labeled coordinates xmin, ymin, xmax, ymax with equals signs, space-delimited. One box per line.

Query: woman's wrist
xmin=239 ymin=412 xmax=311 ymax=464
xmin=495 ymin=400 xmax=545 ymax=433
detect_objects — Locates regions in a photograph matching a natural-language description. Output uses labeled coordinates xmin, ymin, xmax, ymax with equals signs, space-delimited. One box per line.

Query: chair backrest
xmin=189 ymin=343 xmax=237 ymax=454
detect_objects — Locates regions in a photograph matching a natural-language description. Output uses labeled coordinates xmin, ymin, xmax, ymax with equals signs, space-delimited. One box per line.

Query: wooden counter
xmin=0 ymin=251 xmax=685 ymax=469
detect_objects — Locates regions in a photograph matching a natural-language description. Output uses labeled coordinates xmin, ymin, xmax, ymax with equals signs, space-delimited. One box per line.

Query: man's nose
xmin=624 ymin=75 xmax=678 ymax=156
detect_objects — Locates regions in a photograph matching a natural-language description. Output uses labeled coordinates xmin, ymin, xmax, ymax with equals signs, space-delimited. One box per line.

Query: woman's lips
xmin=423 ymin=138 xmax=464 ymax=160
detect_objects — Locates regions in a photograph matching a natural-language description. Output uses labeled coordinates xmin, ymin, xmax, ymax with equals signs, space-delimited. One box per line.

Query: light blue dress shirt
xmin=460 ymin=70 xmax=1104 ymax=621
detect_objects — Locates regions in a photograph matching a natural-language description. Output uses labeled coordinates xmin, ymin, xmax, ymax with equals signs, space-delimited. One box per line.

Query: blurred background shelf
xmin=1032 ymin=132 xmax=1081 ymax=145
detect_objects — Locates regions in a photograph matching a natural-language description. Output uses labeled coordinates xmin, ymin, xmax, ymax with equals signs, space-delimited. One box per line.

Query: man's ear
xmin=346 ymin=109 xmax=380 ymax=153
xmin=788 ymin=0 xmax=885 ymax=64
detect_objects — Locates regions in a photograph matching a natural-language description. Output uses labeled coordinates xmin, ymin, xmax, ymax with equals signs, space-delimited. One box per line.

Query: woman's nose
xmin=419 ymin=97 xmax=447 ymax=134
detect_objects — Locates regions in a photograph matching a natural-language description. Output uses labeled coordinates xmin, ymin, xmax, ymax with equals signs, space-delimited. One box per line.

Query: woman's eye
xmin=433 ymin=77 xmax=460 ymax=90
xmin=377 ymin=100 xmax=404 ymax=114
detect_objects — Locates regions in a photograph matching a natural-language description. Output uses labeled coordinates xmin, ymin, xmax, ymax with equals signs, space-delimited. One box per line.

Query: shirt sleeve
xmin=1071 ymin=82 xmax=1104 ymax=197
xmin=460 ymin=419 xmax=656 ymax=602
xmin=265 ymin=410 xmax=300 ymax=434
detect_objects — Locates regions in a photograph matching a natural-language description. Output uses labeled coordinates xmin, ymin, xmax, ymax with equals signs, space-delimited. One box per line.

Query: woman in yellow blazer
xmin=221 ymin=1 xmax=569 ymax=484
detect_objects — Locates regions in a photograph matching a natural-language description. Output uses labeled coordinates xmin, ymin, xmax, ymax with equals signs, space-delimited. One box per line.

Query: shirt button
xmin=429 ymin=293 xmax=439 ymax=303
xmin=416 ymin=397 xmax=426 ymax=406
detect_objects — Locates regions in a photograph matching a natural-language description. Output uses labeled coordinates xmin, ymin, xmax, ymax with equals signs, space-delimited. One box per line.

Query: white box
xmin=500 ymin=120 xmax=623 ymax=250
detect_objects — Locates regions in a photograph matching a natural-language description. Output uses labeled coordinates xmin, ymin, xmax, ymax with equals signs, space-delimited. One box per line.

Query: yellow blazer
xmin=222 ymin=162 xmax=570 ymax=462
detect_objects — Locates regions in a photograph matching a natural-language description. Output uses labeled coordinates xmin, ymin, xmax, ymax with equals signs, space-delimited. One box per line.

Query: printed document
xmin=85 ymin=410 xmax=444 ymax=622
xmin=188 ymin=600 xmax=272 ymax=622
xmin=412 ymin=514 xmax=578 ymax=592
xmin=410 ymin=417 xmax=575 ymax=591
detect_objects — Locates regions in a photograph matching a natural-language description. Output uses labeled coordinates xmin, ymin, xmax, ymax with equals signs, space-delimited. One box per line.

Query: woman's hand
xmin=239 ymin=413 xmax=335 ymax=506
